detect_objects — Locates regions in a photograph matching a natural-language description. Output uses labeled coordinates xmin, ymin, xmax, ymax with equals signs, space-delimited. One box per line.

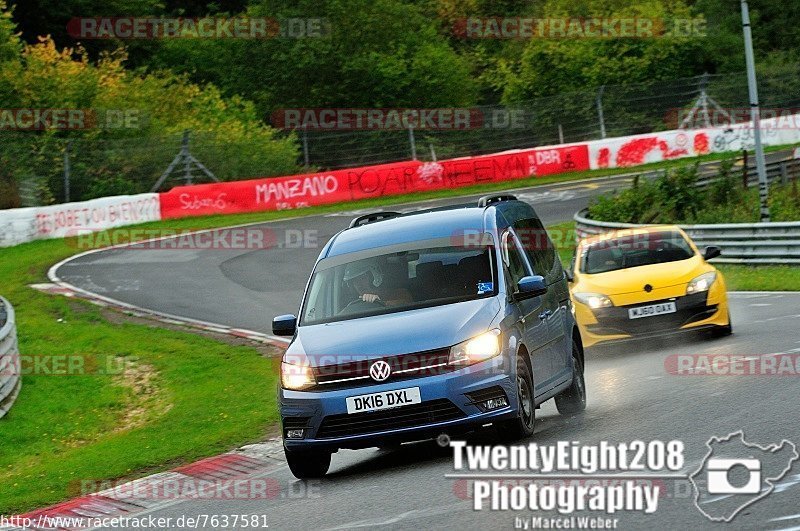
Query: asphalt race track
xmin=54 ymin=175 xmax=627 ymax=331
xmin=52 ymin=174 xmax=800 ymax=530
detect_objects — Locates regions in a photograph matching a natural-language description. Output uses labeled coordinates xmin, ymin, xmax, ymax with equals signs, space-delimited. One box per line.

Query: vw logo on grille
xmin=369 ymin=360 xmax=391 ymax=382
xmin=644 ymin=284 xmax=653 ymax=293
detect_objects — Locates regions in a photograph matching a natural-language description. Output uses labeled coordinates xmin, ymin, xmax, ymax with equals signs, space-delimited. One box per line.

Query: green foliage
xmin=151 ymin=0 xmax=479 ymax=116
xmin=2 ymin=0 xmax=800 ymax=201
xmin=5 ymin=0 xmax=800 ymax=115
xmin=588 ymin=163 xmax=703 ymax=224
xmin=588 ymin=157 xmax=800 ymax=224
xmin=496 ymin=0 xmax=706 ymax=103
xmin=0 ymin=2 xmax=302 ymax=203
xmin=693 ymin=0 xmax=800 ymax=73
xmin=0 ymin=0 xmax=20 ymax=64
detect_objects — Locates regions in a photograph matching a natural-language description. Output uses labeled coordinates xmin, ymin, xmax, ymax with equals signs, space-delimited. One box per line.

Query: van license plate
xmin=346 ymin=387 xmax=421 ymax=414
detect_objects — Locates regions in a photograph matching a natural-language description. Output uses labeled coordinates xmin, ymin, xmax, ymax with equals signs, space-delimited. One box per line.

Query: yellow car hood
xmin=576 ymin=256 xmax=707 ymax=296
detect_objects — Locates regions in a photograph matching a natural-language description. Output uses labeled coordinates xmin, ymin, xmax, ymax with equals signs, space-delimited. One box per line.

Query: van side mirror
xmin=272 ymin=314 xmax=297 ymax=336
xmin=703 ymin=246 xmax=722 ymax=261
xmin=516 ymin=275 xmax=548 ymax=299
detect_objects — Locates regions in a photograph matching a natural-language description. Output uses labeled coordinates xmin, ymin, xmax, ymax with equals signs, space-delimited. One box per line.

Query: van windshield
xmin=301 ymin=243 xmax=497 ymax=325
xmin=580 ymin=230 xmax=695 ymax=274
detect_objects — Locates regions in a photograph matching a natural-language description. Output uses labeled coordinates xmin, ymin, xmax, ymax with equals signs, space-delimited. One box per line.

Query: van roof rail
xmin=477 ymin=194 xmax=518 ymax=208
xmin=348 ymin=211 xmax=403 ymax=228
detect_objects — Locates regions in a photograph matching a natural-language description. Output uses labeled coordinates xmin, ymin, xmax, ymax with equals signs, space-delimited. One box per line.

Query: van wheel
xmin=555 ymin=341 xmax=587 ymax=416
xmin=285 ymin=448 xmax=331 ymax=479
xmin=498 ymin=355 xmax=535 ymax=441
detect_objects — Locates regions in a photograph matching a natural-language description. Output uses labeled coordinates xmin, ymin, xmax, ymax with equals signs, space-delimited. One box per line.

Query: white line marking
xmin=323 ymin=501 xmax=467 ymax=530
xmin=47 ymin=228 xmax=292 ymax=344
xmin=770 ymin=514 xmax=800 ymax=523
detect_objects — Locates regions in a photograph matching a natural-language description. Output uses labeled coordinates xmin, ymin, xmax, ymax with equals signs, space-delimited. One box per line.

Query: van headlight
xmin=687 ymin=272 xmax=717 ymax=294
xmin=449 ymin=330 xmax=501 ymax=367
xmin=281 ymin=353 xmax=316 ymax=390
xmin=573 ymin=292 xmax=613 ymax=309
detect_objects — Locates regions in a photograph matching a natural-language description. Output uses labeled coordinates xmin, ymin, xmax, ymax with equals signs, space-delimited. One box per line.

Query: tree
xmin=497 ymin=0 xmax=707 ymax=102
xmin=0 ymin=0 xmax=20 ymax=63
xmin=150 ymin=0 xmax=479 ymax=115
xmin=0 ymin=1 xmax=300 ymax=203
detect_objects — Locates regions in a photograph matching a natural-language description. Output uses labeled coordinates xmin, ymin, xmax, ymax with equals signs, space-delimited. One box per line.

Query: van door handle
xmin=539 ymin=310 xmax=552 ymax=320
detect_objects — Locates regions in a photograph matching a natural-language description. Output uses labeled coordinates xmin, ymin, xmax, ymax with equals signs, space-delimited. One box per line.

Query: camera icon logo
xmin=706 ymin=458 xmax=761 ymax=494
xmin=690 ymin=431 xmax=798 ymax=522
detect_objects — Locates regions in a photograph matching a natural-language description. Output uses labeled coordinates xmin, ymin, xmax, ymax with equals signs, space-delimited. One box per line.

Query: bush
xmin=587 ymin=157 xmax=800 ymax=224
xmin=0 ymin=170 xmax=20 ymax=209
xmin=0 ymin=5 xmax=302 ymax=205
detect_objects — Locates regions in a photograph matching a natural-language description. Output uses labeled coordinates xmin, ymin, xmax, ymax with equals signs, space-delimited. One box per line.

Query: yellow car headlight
xmin=449 ymin=330 xmax=501 ymax=367
xmin=687 ymin=272 xmax=717 ymax=295
xmin=573 ymin=292 xmax=613 ymax=309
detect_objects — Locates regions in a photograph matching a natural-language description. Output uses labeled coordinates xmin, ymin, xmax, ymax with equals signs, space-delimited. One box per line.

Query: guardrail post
xmin=596 ymin=86 xmax=607 ymax=139
xmin=742 ymin=150 xmax=749 ymax=189
xmin=302 ymin=126 xmax=310 ymax=169
xmin=408 ymin=123 xmax=417 ymax=161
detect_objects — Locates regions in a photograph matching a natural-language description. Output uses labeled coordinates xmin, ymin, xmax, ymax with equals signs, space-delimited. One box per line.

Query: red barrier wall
xmin=159 ymin=144 xmax=590 ymax=219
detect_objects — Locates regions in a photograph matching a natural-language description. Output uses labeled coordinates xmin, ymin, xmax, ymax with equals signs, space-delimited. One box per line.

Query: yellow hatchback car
xmin=568 ymin=226 xmax=731 ymax=348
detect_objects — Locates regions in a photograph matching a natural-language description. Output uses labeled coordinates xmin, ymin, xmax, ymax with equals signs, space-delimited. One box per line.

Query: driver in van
xmin=343 ymin=261 xmax=412 ymax=307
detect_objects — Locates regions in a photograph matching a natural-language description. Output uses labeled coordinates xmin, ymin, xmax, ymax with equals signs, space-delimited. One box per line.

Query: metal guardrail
xmin=575 ymin=211 xmax=800 ymax=265
xmin=574 ymin=150 xmax=800 ymax=265
xmin=0 ymin=296 xmax=21 ymax=419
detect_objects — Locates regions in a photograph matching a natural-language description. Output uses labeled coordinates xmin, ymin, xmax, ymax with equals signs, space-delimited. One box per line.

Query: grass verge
xmin=0 ymin=238 xmax=280 ymax=514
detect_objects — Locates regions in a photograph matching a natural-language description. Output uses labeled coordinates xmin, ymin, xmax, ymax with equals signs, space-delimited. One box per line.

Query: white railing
xmin=0 ymin=297 xmax=21 ymax=418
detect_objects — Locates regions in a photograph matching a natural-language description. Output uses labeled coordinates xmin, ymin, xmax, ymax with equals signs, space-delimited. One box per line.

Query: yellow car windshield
xmin=581 ymin=230 xmax=695 ymax=274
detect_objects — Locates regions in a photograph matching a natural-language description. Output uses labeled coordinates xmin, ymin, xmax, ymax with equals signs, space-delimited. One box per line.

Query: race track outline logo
xmin=689 ymin=431 xmax=798 ymax=522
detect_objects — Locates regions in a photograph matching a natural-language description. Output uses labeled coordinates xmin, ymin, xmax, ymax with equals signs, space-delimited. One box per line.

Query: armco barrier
xmin=593 ymin=149 xmax=798 ymax=190
xmin=160 ymin=114 xmax=800 ymax=220
xmin=586 ymin=113 xmax=800 ymax=170
xmin=1 ymin=114 xmax=798 ymax=245
xmin=0 ymin=193 xmax=161 ymax=247
xmin=0 ymin=296 xmax=21 ymax=419
xmin=159 ymin=144 xmax=591 ymax=218
xmin=575 ymin=210 xmax=800 ymax=265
